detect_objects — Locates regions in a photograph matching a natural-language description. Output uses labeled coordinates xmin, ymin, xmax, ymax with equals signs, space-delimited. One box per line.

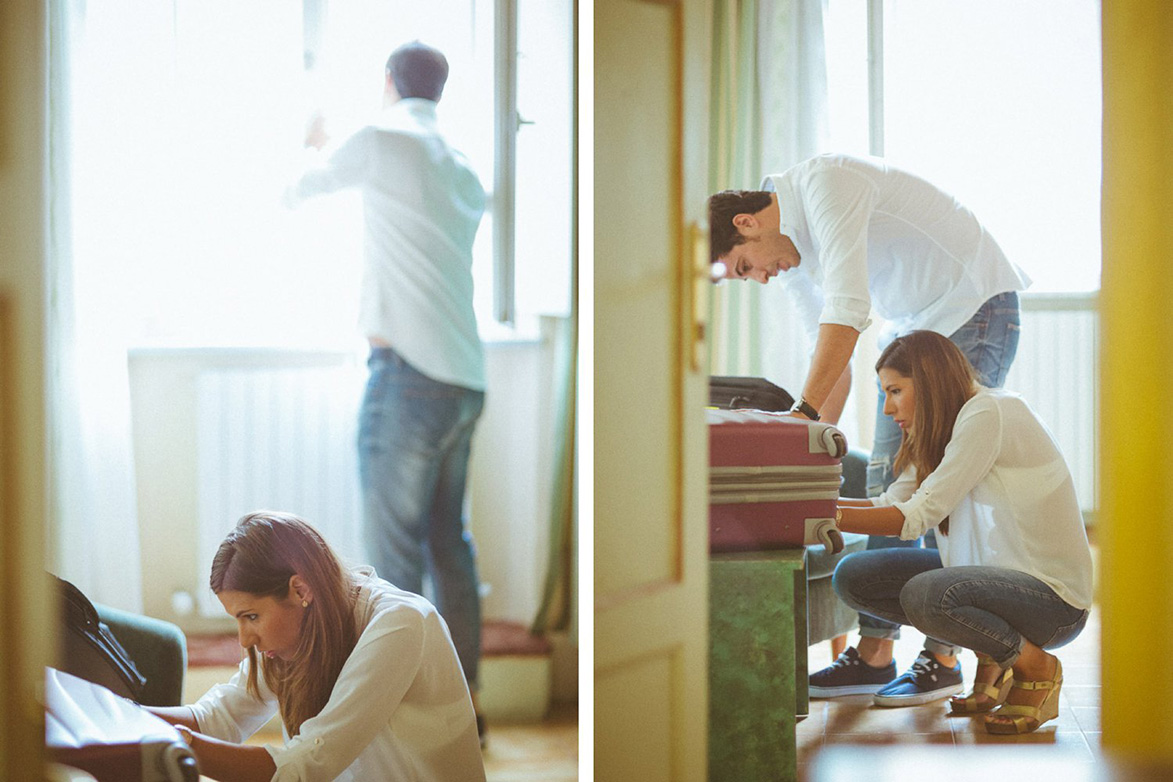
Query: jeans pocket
xmin=1040 ymin=609 xmax=1090 ymax=650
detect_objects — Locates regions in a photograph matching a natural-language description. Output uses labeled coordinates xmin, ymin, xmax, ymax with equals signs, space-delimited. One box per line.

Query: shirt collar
xmin=761 ymin=172 xmax=809 ymax=252
xmin=378 ymin=98 xmax=440 ymax=131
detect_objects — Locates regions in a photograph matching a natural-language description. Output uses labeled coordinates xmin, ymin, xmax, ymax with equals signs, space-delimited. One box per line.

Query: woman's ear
xmin=289 ymin=575 xmax=313 ymax=607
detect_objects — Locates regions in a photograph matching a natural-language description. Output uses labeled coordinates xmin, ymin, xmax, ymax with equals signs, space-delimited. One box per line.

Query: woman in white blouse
xmin=831 ymin=330 xmax=1093 ymax=734
xmin=148 ymin=511 xmax=485 ymax=781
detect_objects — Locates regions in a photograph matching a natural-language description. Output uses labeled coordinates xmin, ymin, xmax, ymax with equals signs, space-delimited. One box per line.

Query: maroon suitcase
xmin=708 ymin=408 xmax=846 ymax=553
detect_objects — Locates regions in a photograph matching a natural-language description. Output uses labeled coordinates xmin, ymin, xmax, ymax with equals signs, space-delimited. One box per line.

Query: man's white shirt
xmin=763 ymin=154 xmax=1031 ymax=346
xmin=286 ymin=98 xmax=486 ymax=390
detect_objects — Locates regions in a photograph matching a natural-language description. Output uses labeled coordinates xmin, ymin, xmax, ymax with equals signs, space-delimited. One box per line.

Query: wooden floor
xmin=799 ymin=609 xmax=1101 ymax=780
xmin=225 ymin=703 xmax=579 ymax=781
xmin=483 ymin=703 xmax=579 ymax=782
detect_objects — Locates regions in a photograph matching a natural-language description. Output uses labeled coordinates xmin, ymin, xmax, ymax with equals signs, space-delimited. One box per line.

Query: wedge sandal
xmin=949 ymin=654 xmax=1013 ymax=714
xmin=984 ymin=658 xmax=1063 ymax=734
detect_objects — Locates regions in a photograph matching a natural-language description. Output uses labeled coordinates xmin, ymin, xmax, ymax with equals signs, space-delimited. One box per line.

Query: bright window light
xmin=71 ymin=0 xmax=569 ymax=350
xmin=823 ymin=0 xmax=1102 ymax=294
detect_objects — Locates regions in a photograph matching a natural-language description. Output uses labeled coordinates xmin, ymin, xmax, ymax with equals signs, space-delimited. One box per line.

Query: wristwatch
xmin=791 ymin=396 xmax=820 ymax=421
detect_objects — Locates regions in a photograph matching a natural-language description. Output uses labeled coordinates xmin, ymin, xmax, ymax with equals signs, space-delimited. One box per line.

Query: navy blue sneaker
xmin=809 ymin=646 xmax=897 ymax=697
xmin=872 ymin=651 xmax=964 ymax=707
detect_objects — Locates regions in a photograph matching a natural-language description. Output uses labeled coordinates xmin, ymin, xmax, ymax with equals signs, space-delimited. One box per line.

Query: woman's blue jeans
xmin=833 ymin=549 xmax=1089 ymax=667
xmin=358 ymin=347 xmax=485 ymax=687
xmin=860 ymin=291 xmax=1022 ymax=640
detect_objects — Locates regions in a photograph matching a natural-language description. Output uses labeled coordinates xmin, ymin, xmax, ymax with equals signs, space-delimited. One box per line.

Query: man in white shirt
xmin=708 ymin=153 xmax=1030 ymax=704
xmin=286 ymin=42 xmax=488 ymax=733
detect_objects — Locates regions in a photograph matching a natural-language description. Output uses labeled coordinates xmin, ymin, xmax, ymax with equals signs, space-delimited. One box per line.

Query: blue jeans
xmin=833 ymin=549 xmax=1089 ymax=667
xmin=358 ymin=347 xmax=485 ymax=686
xmin=860 ymin=291 xmax=1021 ymax=639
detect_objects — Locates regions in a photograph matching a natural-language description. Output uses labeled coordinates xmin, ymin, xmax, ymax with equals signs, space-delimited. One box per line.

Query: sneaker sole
xmin=809 ymin=683 xmax=890 ymax=698
xmin=872 ymin=682 xmax=964 ymax=707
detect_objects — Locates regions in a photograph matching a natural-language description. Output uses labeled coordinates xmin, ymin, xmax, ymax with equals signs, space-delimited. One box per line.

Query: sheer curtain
xmin=47 ymin=0 xmax=146 ymax=610
xmin=47 ymin=0 xmax=339 ymax=610
xmin=708 ymin=0 xmax=830 ymax=406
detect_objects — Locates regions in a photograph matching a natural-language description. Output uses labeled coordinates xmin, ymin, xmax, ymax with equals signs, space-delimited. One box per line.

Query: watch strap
xmin=792 ymin=397 xmax=820 ymax=421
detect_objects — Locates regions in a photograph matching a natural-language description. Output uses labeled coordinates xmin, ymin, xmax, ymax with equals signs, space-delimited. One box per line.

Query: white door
xmin=594 ymin=0 xmax=712 ymax=778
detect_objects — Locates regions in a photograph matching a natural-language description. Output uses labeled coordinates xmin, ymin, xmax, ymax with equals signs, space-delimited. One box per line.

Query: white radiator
xmin=1004 ymin=294 xmax=1099 ymax=517
xmin=194 ymin=358 xmax=364 ymax=617
xmin=720 ymin=291 xmax=1100 ymax=517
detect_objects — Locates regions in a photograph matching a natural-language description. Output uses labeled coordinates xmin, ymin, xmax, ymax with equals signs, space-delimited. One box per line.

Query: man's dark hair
xmin=707 ymin=189 xmax=773 ymax=263
xmin=386 ymin=41 xmax=449 ymax=102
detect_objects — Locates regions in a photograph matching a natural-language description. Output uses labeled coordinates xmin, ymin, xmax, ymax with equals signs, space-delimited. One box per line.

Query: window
xmin=824 ymin=0 xmax=1102 ymax=293
xmin=70 ymin=0 xmax=572 ymax=350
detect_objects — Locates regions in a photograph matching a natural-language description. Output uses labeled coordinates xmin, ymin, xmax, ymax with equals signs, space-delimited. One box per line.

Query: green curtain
xmin=708 ymin=0 xmax=768 ymax=377
xmin=530 ymin=313 xmax=577 ymax=638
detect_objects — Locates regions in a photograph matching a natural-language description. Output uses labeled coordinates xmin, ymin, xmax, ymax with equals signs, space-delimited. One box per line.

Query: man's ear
xmin=289 ymin=575 xmax=313 ymax=606
xmin=731 ymin=212 xmax=757 ymax=233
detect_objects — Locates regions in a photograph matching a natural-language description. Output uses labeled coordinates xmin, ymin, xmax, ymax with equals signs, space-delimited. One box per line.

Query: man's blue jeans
xmin=834 ymin=548 xmax=1089 ymax=667
xmin=358 ymin=347 xmax=484 ymax=686
xmin=861 ymin=291 xmax=1021 ymax=641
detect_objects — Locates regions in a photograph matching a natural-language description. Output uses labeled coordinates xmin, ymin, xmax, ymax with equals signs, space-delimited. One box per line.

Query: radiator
xmin=718 ymin=291 xmax=1100 ymax=516
xmin=194 ymin=359 xmax=364 ymax=617
xmin=1004 ymin=295 xmax=1099 ymax=517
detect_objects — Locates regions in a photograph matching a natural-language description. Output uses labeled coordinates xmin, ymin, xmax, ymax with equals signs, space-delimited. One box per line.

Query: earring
xmin=302 ymin=600 xmax=308 ymax=608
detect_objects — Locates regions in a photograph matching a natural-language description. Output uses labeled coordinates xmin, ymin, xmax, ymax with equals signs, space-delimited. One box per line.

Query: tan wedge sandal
xmin=949 ymin=654 xmax=1013 ymax=714
xmin=983 ymin=658 xmax=1063 ymax=734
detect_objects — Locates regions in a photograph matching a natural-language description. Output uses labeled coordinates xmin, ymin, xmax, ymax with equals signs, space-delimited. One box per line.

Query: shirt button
xmin=315 ymin=738 xmax=322 ymax=745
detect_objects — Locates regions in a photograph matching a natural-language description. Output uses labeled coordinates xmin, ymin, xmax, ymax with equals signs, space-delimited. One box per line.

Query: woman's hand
xmin=177 ymin=729 xmax=277 ymax=782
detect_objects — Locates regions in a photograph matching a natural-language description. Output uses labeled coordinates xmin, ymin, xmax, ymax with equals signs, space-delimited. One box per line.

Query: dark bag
xmin=708 ymin=376 xmax=795 ymax=412
xmin=56 ymin=575 xmax=148 ymax=701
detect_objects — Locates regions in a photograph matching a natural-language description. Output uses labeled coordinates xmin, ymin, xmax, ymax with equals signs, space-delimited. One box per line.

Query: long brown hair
xmin=876 ymin=332 xmax=978 ymax=529
xmin=209 ymin=511 xmax=359 ymax=736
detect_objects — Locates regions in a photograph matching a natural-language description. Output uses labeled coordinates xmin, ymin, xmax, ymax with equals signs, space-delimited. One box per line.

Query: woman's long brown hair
xmin=209 ymin=511 xmax=358 ymax=736
xmin=875 ymin=331 xmax=978 ymax=533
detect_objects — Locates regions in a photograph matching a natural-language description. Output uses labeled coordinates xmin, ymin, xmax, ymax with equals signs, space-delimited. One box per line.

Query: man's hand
xmin=304 ymin=111 xmax=329 ymax=150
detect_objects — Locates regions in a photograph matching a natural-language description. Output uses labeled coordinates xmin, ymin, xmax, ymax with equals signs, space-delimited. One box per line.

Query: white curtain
xmin=754 ymin=0 xmax=833 ymax=407
xmin=709 ymin=0 xmax=836 ymax=420
xmin=47 ymin=0 xmax=145 ymax=611
xmin=46 ymin=0 xmax=317 ymax=610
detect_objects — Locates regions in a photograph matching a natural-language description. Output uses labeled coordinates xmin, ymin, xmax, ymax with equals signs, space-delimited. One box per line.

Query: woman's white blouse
xmin=873 ymin=387 xmax=1093 ymax=610
xmin=188 ymin=574 xmax=485 ymax=781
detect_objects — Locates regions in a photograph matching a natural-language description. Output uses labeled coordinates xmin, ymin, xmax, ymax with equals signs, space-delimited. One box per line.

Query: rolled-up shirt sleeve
xmin=871 ymin=467 xmax=918 ymax=511
xmin=887 ymin=398 xmax=1002 ymax=540
xmin=802 ymin=167 xmax=878 ymax=333
xmin=265 ymin=607 xmax=427 ymax=782
xmin=188 ymin=657 xmax=279 ymax=743
xmin=283 ymin=129 xmax=372 ymax=208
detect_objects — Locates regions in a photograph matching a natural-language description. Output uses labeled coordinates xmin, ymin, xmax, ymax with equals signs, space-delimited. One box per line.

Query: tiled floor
xmin=798 ymin=609 xmax=1101 ymax=779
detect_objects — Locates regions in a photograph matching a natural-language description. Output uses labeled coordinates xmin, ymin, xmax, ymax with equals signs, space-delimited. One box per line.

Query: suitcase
xmin=708 ymin=376 xmax=795 ymax=412
xmin=709 ymin=408 xmax=846 ymax=554
xmin=45 ymin=668 xmax=200 ymax=782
